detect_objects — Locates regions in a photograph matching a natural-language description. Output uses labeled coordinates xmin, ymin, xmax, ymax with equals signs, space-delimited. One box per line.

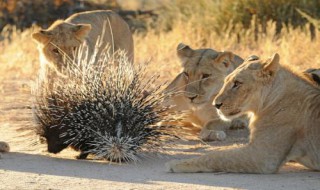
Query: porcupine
xmin=33 ymin=47 xmax=183 ymax=162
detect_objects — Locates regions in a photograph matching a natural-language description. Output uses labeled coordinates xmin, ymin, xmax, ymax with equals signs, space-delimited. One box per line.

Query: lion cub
xmin=166 ymin=53 xmax=320 ymax=173
xmin=32 ymin=10 xmax=134 ymax=79
xmin=165 ymin=43 xmax=247 ymax=141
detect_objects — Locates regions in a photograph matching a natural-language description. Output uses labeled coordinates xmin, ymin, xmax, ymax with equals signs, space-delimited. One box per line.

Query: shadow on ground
xmin=0 ymin=147 xmax=318 ymax=190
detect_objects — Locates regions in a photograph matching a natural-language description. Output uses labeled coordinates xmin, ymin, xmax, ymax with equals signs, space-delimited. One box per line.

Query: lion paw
xmin=230 ymin=119 xmax=247 ymax=129
xmin=165 ymin=160 xmax=179 ymax=173
xmin=200 ymin=130 xmax=226 ymax=141
xmin=165 ymin=159 xmax=192 ymax=173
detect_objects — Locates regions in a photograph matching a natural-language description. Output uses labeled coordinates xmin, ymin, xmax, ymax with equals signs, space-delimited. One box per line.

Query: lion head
xmin=214 ymin=53 xmax=280 ymax=120
xmin=169 ymin=43 xmax=244 ymax=105
xmin=32 ymin=20 xmax=92 ymax=70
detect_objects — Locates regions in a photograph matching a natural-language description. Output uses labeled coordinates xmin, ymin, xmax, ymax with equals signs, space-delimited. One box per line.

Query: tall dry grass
xmin=0 ymin=3 xmax=319 ymax=149
xmin=0 ymin=8 xmax=320 ymax=85
xmin=157 ymin=0 xmax=320 ymax=37
xmin=135 ymin=20 xmax=320 ymax=83
xmin=0 ymin=26 xmax=39 ymax=81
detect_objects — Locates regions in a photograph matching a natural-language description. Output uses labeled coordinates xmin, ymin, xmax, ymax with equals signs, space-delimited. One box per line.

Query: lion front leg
xmin=166 ymin=144 xmax=287 ymax=174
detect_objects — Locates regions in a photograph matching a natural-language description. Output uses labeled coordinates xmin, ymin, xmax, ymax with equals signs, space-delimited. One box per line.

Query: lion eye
xmin=183 ymin=72 xmax=189 ymax=78
xmin=202 ymin=74 xmax=211 ymax=79
xmin=232 ymin=80 xmax=242 ymax=89
xmin=52 ymin=48 xmax=59 ymax=54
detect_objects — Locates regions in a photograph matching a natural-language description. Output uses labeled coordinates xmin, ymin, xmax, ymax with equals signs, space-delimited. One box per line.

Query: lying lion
xmin=164 ymin=43 xmax=247 ymax=141
xmin=166 ymin=53 xmax=320 ymax=173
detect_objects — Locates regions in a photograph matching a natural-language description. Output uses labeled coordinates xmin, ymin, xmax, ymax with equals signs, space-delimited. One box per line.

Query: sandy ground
xmin=1 ymin=79 xmax=320 ymax=190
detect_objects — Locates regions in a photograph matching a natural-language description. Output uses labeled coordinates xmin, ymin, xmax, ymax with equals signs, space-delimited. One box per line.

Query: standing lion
xmin=32 ymin=10 xmax=134 ymax=80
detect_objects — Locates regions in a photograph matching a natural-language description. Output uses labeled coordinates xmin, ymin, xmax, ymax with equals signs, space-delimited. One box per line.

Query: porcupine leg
xmin=76 ymin=152 xmax=89 ymax=159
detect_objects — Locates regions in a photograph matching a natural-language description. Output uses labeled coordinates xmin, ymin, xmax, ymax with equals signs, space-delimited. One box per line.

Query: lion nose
xmin=188 ymin=95 xmax=198 ymax=101
xmin=215 ymin=102 xmax=223 ymax=109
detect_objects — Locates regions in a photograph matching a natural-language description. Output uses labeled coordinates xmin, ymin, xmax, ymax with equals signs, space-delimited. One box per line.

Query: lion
xmin=166 ymin=53 xmax=320 ymax=173
xmin=164 ymin=43 xmax=247 ymax=141
xmin=32 ymin=10 xmax=134 ymax=79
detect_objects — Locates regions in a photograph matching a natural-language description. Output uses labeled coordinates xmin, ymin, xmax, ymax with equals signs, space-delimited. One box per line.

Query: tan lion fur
xmin=166 ymin=53 xmax=320 ymax=173
xmin=164 ymin=43 xmax=247 ymax=141
xmin=32 ymin=10 xmax=134 ymax=80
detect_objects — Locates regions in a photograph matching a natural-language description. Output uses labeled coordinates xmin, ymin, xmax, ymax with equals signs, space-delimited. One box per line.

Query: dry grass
xmin=0 ymin=26 xmax=39 ymax=81
xmin=135 ymin=21 xmax=320 ymax=83
xmin=0 ymin=7 xmax=320 ymax=188
xmin=1 ymin=0 xmax=320 ymax=84
xmin=1 ymin=21 xmax=320 ymax=88
xmin=0 ymin=8 xmax=320 ymax=129
xmin=1 ymin=18 xmax=320 ymax=85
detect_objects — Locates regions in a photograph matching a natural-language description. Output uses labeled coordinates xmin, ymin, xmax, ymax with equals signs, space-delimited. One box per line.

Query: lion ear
xmin=263 ymin=53 xmax=280 ymax=75
xmin=214 ymin=51 xmax=234 ymax=68
xmin=246 ymin=55 xmax=260 ymax=62
xmin=73 ymin=24 xmax=91 ymax=41
xmin=177 ymin=43 xmax=194 ymax=58
xmin=32 ymin=30 xmax=52 ymax=44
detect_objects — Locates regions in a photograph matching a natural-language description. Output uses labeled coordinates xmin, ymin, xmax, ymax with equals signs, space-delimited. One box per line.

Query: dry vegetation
xmin=0 ymin=1 xmax=320 ymax=189
xmin=135 ymin=21 xmax=320 ymax=81
xmin=1 ymin=1 xmax=320 ymax=82
xmin=1 ymin=24 xmax=319 ymax=90
xmin=1 ymin=2 xmax=320 ymax=138
xmin=0 ymin=2 xmax=320 ymax=134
